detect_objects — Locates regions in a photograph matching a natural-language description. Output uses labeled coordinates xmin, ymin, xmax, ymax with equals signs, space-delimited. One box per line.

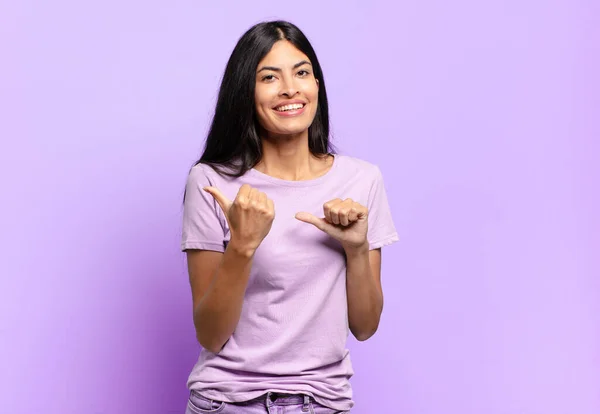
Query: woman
xmin=181 ymin=20 xmax=398 ymax=414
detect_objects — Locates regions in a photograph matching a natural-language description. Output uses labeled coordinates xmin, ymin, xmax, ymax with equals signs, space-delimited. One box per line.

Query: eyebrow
xmin=257 ymin=60 xmax=312 ymax=73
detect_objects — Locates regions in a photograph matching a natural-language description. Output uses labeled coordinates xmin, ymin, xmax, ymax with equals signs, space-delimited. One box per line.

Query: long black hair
xmin=192 ymin=20 xmax=335 ymax=177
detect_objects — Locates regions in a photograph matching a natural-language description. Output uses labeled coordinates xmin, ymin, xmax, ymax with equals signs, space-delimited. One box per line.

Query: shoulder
xmin=187 ymin=162 xmax=239 ymax=186
xmin=186 ymin=162 xmax=251 ymax=204
xmin=335 ymin=154 xmax=383 ymax=182
xmin=188 ymin=162 xmax=214 ymax=179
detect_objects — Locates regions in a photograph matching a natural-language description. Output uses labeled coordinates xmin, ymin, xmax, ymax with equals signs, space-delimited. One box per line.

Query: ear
xmin=316 ymin=78 xmax=319 ymax=88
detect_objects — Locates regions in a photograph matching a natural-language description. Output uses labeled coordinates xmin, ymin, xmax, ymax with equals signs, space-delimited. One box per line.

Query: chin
xmin=270 ymin=125 xmax=311 ymax=136
xmin=262 ymin=117 xmax=309 ymax=134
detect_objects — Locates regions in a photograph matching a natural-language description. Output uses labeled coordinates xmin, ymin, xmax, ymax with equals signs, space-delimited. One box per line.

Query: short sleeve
xmin=181 ymin=165 xmax=227 ymax=252
xmin=367 ymin=166 xmax=399 ymax=250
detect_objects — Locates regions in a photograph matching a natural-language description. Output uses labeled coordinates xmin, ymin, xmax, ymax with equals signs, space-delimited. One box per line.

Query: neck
xmin=255 ymin=130 xmax=327 ymax=181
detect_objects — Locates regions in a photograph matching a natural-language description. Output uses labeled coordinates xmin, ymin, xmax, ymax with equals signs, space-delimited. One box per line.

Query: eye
xmin=297 ymin=69 xmax=310 ymax=77
xmin=261 ymin=74 xmax=276 ymax=82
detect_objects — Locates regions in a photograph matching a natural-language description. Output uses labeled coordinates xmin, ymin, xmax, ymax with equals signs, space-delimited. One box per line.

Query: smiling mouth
xmin=274 ymin=103 xmax=306 ymax=112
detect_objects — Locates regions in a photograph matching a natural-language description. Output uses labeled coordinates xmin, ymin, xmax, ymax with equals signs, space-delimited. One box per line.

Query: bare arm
xmin=345 ymin=245 xmax=383 ymax=341
xmin=187 ymin=242 xmax=255 ymax=353
xmin=186 ymin=184 xmax=274 ymax=353
xmin=295 ymin=198 xmax=385 ymax=342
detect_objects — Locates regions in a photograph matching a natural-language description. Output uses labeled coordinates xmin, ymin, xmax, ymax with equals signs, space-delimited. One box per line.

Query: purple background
xmin=1 ymin=1 xmax=598 ymax=413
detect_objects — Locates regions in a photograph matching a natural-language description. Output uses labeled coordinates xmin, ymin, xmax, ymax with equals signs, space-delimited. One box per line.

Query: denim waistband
xmin=266 ymin=392 xmax=311 ymax=406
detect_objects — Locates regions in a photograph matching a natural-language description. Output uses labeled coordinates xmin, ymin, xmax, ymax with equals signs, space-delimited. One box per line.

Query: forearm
xmin=194 ymin=241 xmax=254 ymax=352
xmin=345 ymin=243 xmax=383 ymax=341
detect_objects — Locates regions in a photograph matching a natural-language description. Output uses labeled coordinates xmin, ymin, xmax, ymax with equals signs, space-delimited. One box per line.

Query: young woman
xmin=181 ymin=20 xmax=398 ymax=414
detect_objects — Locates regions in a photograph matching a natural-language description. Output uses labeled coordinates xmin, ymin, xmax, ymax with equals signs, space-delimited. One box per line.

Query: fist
xmin=296 ymin=198 xmax=369 ymax=251
xmin=203 ymin=184 xmax=275 ymax=253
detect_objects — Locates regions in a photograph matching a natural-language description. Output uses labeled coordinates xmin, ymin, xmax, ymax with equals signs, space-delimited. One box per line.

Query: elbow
xmin=355 ymin=330 xmax=376 ymax=342
xmin=350 ymin=312 xmax=382 ymax=342
xmin=352 ymin=325 xmax=379 ymax=342
xmin=197 ymin=334 xmax=225 ymax=354
xmin=203 ymin=344 xmax=224 ymax=354
xmin=196 ymin=328 xmax=228 ymax=354
xmin=194 ymin=306 xmax=228 ymax=353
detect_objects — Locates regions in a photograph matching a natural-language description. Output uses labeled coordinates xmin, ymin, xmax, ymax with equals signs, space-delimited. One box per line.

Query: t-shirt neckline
xmin=247 ymin=154 xmax=339 ymax=187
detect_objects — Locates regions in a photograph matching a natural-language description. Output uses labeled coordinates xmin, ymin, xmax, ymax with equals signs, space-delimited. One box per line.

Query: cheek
xmin=255 ymin=84 xmax=273 ymax=103
xmin=302 ymin=83 xmax=319 ymax=100
xmin=254 ymin=92 xmax=266 ymax=110
xmin=255 ymin=107 xmax=272 ymax=130
xmin=307 ymin=88 xmax=319 ymax=113
xmin=254 ymin=91 xmax=272 ymax=121
xmin=304 ymin=87 xmax=319 ymax=113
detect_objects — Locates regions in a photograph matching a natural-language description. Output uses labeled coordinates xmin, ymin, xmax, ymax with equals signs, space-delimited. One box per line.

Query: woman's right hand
xmin=203 ymin=184 xmax=275 ymax=256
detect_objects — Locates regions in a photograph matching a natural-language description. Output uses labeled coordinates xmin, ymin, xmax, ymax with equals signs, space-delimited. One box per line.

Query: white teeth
xmin=276 ymin=103 xmax=304 ymax=112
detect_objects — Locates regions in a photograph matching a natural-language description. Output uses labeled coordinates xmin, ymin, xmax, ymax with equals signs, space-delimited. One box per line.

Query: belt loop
xmin=302 ymin=395 xmax=310 ymax=412
xmin=266 ymin=392 xmax=273 ymax=407
xmin=265 ymin=392 xmax=273 ymax=414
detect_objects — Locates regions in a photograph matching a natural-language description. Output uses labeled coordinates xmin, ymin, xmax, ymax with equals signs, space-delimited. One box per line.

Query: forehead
xmin=258 ymin=40 xmax=310 ymax=66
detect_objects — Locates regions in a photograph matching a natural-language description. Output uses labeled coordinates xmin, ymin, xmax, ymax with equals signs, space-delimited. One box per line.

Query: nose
xmin=279 ymin=76 xmax=299 ymax=97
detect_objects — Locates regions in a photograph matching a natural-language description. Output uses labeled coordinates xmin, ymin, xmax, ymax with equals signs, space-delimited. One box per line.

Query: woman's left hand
xmin=295 ymin=198 xmax=369 ymax=251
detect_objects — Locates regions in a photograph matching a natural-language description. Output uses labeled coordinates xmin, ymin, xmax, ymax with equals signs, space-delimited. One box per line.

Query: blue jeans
xmin=185 ymin=390 xmax=350 ymax=414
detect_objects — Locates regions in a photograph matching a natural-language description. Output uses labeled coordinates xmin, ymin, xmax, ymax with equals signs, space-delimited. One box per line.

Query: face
xmin=254 ymin=40 xmax=319 ymax=139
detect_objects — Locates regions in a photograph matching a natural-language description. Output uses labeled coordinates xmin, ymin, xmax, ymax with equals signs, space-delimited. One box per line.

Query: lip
xmin=273 ymin=100 xmax=307 ymax=117
xmin=273 ymin=99 xmax=307 ymax=109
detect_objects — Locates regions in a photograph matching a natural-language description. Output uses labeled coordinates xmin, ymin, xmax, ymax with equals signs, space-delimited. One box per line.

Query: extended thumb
xmin=203 ymin=186 xmax=232 ymax=213
xmin=295 ymin=212 xmax=326 ymax=231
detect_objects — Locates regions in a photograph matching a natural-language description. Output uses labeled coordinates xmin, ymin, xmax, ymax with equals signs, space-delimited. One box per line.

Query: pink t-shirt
xmin=181 ymin=154 xmax=398 ymax=411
